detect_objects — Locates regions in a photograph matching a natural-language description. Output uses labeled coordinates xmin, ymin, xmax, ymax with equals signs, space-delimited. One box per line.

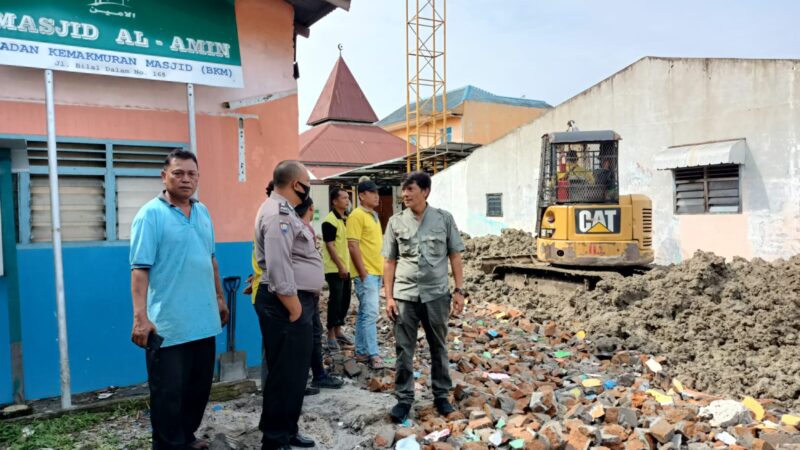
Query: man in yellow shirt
xmin=321 ymin=187 xmax=353 ymax=352
xmin=347 ymin=179 xmax=384 ymax=369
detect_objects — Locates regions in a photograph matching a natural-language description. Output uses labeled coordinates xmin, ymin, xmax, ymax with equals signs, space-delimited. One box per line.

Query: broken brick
xmin=566 ymin=427 xmax=592 ymax=450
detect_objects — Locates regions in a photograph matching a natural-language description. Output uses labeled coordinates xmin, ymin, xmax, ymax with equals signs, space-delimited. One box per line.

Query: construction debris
xmin=336 ymin=229 xmax=800 ymax=449
xmin=463 ymin=230 xmax=800 ymax=410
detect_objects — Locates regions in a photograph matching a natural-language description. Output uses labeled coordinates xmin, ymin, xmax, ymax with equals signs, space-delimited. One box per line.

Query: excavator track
xmin=479 ymin=254 xmax=649 ymax=293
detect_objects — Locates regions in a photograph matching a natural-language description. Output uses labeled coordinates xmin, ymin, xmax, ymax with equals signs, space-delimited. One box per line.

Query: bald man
xmin=254 ymin=161 xmax=324 ymax=450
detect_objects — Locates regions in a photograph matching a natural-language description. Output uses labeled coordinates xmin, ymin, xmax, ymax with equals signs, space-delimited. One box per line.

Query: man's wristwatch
xmin=453 ymin=287 xmax=467 ymax=297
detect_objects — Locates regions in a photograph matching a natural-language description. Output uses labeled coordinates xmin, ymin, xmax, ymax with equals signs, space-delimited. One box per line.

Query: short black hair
xmin=266 ymin=180 xmax=275 ymax=197
xmin=273 ymin=160 xmax=305 ymax=188
xmin=329 ymin=187 xmax=347 ymax=207
xmin=401 ymin=171 xmax=431 ymax=192
xmin=164 ymin=149 xmax=198 ymax=168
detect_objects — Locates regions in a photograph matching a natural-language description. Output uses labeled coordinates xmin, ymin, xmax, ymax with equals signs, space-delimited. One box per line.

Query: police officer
xmin=254 ymin=160 xmax=323 ymax=450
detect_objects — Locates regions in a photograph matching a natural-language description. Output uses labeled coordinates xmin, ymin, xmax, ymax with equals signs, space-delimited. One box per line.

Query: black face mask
xmin=294 ymin=181 xmax=311 ymax=202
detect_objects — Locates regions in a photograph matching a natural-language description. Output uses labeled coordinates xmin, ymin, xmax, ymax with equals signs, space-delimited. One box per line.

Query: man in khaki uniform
xmin=382 ymin=171 xmax=466 ymax=423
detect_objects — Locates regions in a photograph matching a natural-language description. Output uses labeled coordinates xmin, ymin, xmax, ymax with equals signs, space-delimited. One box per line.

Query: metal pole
xmin=187 ymin=83 xmax=197 ymax=154
xmin=187 ymin=83 xmax=199 ymax=198
xmin=44 ymin=69 xmax=72 ymax=410
xmin=405 ymin=0 xmax=411 ymax=173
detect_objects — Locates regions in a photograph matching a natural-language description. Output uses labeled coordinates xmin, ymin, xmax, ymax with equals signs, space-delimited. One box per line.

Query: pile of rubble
xmin=460 ymin=230 xmax=800 ymax=410
xmin=348 ymin=301 xmax=800 ymax=450
xmin=325 ymin=229 xmax=800 ymax=449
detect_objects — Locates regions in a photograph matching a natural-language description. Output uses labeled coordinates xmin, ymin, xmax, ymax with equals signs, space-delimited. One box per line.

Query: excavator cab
xmin=536 ymin=130 xmax=654 ymax=267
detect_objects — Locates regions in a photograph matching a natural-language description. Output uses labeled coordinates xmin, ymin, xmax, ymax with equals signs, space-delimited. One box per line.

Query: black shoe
xmin=390 ymin=402 xmax=412 ymax=423
xmin=434 ymin=398 xmax=455 ymax=416
xmin=289 ymin=434 xmax=316 ymax=448
xmin=312 ymin=374 xmax=344 ymax=389
xmin=304 ymin=386 xmax=320 ymax=396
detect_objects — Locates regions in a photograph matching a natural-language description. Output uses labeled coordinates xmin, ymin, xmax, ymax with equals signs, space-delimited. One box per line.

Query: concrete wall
xmin=429 ymin=58 xmax=800 ymax=263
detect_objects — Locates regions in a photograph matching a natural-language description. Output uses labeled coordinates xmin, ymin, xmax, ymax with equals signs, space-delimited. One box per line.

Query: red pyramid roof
xmin=306 ymin=56 xmax=378 ymax=126
xmin=300 ymin=122 xmax=410 ymax=165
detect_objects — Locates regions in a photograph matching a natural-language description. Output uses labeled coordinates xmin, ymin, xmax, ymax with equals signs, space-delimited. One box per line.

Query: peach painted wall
xmin=677 ymin=214 xmax=754 ymax=260
xmin=461 ymin=102 xmax=548 ymax=145
xmin=0 ymin=0 xmax=296 ymax=114
xmin=388 ymin=116 xmax=464 ymax=148
xmin=0 ymin=0 xmax=300 ymax=243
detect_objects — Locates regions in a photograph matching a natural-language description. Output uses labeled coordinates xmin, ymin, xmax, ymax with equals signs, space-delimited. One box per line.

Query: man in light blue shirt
xmin=130 ymin=149 xmax=229 ymax=450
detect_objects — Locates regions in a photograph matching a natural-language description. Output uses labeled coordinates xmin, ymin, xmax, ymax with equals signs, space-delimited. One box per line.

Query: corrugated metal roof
xmin=306 ymin=56 xmax=378 ymax=126
xmin=300 ymin=122 xmax=412 ymax=165
xmin=377 ymin=85 xmax=551 ymax=127
xmin=547 ymin=130 xmax=621 ymax=143
xmin=655 ymin=139 xmax=748 ymax=170
xmin=307 ymin=164 xmax=361 ymax=180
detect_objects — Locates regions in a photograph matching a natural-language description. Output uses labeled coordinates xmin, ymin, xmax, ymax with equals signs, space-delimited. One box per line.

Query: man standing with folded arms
xmin=130 ymin=149 xmax=229 ymax=450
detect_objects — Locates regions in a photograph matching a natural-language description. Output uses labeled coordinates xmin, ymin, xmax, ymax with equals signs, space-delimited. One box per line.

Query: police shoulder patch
xmin=279 ymin=202 xmax=292 ymax=215
xmin=280 ymin=222 xmax=290 ymax=233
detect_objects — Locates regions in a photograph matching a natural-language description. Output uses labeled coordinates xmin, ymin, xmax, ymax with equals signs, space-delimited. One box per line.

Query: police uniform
xmin=254 ymin=192 xmax=324 ymax=450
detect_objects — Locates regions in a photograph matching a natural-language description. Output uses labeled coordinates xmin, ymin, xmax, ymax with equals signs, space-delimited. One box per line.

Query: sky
xmin=296 ymin=1 xmax=800 ymax=132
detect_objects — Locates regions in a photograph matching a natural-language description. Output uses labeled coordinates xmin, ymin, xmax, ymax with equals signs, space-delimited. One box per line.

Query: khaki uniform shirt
xmin=254 ymin=192 xmax=324 ymax=296
xmin=382 ymin=205 xmax=465 ymax=302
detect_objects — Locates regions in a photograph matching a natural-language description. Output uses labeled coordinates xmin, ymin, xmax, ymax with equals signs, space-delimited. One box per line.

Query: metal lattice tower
xmin=406 ymin=0 xmax=447 ymax=173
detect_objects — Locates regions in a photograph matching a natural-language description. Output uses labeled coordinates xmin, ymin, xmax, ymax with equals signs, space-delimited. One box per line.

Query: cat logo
xmin=575 ymin=208 xmax=620 ymax=234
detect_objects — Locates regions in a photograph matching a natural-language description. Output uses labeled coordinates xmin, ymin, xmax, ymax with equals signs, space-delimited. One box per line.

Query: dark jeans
xmin=325 ymin=273 xmax=351 ymax=330
xmin=256 ymin=286 xmax=315 ymax=449
xmin=311 ymin=295 xmax=325 ymax=380
xmin=252 ymin=299 xmax=269 ymax=389
xmin=394 ymin=295 xmax=452 ymax=404
xmin=146 ymin=336 xmax=215 ymax=450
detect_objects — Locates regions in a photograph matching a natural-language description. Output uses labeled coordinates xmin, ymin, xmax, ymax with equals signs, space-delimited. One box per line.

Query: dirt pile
xmin=463 ymin=229 xmax=538 ymax=260
xmin=462 ymin=231 xmax=800 ymax=409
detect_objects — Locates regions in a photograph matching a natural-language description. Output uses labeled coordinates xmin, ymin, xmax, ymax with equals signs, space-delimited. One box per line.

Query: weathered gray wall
xmin=429 ymin=57 xmax=800 ymax=263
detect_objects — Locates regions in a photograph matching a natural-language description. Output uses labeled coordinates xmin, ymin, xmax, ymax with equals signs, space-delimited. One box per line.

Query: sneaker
xmin=312 ymin=375 xmax=344 ymax=389
xmin=304 ymin=386 xmax=320 ymax=396
xmin=368 ymin=355 xmax=385 ymax=370
xmin=434 ymin=398 xmax=455 ymax=416
xmin=336 ymin=334 xmax=354 ymax=346
xmin=389 ymin=402 xmax=412 ymax=423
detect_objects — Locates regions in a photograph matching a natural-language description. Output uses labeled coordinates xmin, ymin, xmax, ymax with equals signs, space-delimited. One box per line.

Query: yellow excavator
xmin=482 ymin=129 xmax=654 ymax=290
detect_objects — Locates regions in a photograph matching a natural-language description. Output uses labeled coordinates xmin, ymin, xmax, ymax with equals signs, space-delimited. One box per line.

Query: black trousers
xmin=325 ymin=273 xmax=351 ymax=330
xmin=256 ymin=286 xmax=315 ymax=449
xmin=146 ymin=336 xmax=216 ymax=450
xmin=310 ymin=294 xmax=325 ymax=380
xmin=252 ymin=296 xmax=269 ymax=389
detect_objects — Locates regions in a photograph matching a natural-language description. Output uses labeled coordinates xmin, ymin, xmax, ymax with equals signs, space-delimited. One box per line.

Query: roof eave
xmin=287 ymin=0 xmax=351 ymax=37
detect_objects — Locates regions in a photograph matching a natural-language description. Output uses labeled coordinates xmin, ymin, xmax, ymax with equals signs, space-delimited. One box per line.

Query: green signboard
xmin=0 ymin=0 xmax=243 ymax=87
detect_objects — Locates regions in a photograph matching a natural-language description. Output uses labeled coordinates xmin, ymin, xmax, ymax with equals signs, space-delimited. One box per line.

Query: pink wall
xmin=0 ymin=0 xmax=301 ymax=243
xmin=0 ymin=0 xmax=296 ymax=114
